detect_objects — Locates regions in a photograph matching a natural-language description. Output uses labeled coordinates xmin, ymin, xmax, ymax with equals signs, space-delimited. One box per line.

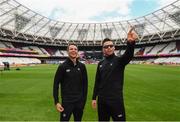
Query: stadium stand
xmin=0 ymin=0 xmax=180 ymax=65
xmin=0 ymin=57 xmax=41 ymax=65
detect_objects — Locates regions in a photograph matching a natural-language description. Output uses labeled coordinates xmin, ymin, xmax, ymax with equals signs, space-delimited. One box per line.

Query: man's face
xmin=68 ymin=45 xmax=78 ymax=59
xmin=102 ymin=41 xmax=115 ymax=56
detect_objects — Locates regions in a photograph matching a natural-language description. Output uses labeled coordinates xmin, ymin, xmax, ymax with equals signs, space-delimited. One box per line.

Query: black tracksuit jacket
xmin=53 ymin=58 xmax=88 ymax=105
xmin=92 ymin=41 xmax=135 ymax=100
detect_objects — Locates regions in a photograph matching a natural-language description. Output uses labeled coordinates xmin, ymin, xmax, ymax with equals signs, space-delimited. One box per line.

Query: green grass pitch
xmin=0 ymin=64 xmax=180 ymax=121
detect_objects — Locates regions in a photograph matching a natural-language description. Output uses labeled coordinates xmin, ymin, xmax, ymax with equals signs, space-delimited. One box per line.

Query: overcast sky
xmin=16 ymin=0 xmax=177 ymax=23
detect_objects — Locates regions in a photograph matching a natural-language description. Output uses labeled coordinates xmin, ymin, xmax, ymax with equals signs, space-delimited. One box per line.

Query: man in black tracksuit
xmin=53 ymin=44 xmax=88 ymax=121
xmin=92 ymin=27 xmax=137 ymax=121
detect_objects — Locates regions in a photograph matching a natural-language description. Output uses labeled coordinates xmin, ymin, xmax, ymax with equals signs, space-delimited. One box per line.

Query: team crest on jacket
xmin=99 ymin=65 xmax=102 ymax=68
xmin=77 ymin=68 xmax=80 ymax=71
xmin=66 ymin=69 xmax=70 ymax=72
xmin=117 ymin=114 xmax=122 ymax=118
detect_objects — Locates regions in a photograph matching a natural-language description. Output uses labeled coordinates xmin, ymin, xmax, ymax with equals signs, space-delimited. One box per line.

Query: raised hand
xmin=127 ymin=26 xmax=138 ymax=42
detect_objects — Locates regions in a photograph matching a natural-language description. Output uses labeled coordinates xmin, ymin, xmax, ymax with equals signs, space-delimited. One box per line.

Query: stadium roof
xmin=0 ymin=0 xmax=180 ymax=46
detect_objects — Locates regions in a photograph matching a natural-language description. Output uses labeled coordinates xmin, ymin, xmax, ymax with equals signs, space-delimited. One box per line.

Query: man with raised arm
xmin=92 ymin=27 xmax=137 ymax=121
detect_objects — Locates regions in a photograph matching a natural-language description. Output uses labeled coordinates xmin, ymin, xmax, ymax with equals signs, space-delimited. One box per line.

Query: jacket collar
xmin=105 ymin=53 xmax=115 ymax=60
xmin=66 ymin=57 xmax=79 ymax=67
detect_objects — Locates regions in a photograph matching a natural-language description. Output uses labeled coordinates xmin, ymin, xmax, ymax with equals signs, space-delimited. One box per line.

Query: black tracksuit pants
xmin=60 ymin=100 xmax=84 ymax=122
xmin=97 ymin=97 xmax=126 ymax=121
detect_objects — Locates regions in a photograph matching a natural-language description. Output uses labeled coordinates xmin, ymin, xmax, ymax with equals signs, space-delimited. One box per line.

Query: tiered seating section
xmin=0 ymin=41 xmax=180 ymax=65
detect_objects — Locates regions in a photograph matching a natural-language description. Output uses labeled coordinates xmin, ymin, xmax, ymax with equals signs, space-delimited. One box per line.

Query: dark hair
xmin=102 ymin=38 xmax=113 ymax=46
xmin=67 ymin=43 xmax=78 ymax=51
